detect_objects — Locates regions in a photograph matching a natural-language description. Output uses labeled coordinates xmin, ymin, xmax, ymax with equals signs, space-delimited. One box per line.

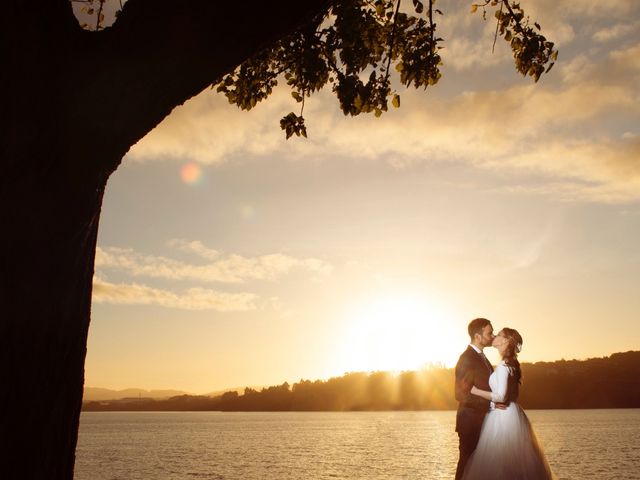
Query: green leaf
xmin=354 ymin=94 xmax=363 ymax=111
xmin=215 ymin=0 xmax=557 ymax=140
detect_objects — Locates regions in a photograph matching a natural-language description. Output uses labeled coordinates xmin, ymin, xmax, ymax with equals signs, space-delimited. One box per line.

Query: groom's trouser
xmin=454 ymin=409 xmax=485 ymax=480
xmin=455 ymin=427 xmax=481 ymax=480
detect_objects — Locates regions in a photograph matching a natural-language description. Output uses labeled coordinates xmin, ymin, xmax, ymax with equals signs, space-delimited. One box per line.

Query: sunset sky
xmin=85 ymin=0 xmax=639 ymax=394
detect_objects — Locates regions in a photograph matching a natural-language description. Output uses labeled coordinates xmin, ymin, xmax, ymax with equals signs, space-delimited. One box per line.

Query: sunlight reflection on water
xmin=76 ymin=409 xmax=640 ymax=480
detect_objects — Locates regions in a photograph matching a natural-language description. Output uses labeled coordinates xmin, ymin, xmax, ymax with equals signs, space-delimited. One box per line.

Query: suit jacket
xmin=454 ymin=346 xmax=493 ymax=433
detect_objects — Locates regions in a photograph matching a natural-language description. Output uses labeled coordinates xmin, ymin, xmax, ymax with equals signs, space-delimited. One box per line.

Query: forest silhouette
xmin=83 ymin=351 xmax=640 ymax=412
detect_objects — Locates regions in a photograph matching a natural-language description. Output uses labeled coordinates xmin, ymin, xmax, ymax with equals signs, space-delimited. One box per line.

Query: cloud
xmin=609 ymin=43 xmax=640 ymax=73
xmin=561 ymin=43 xmax=640 ymax=87
xmin=168 ymin=239 xmax=221 ymax=261
xmin=443 ymin=36 xmax=504 ymax=72
xmin=92 ymin=276 xmax=258 ymax=311
xmin=593 ymin=21 xmax=640 ymax=43
xmin=95 ymin=242 xmax=333 ymax=284
xmin=559 ymin=0 xmax=635 ymax=18
xmin=128 ymin=88 xmax=291 ymax=164
xmin=125 ymin=8 xmax=640 ymax=204
xmin=127 ymin=64 xmax=639 ymax=201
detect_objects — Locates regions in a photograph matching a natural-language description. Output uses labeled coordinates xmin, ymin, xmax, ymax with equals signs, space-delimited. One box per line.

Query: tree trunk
xmin=1 ymin=1 xmax=332 ymax=477
xmin=0 ymin=172 xmax=105 ymax=478
xmin=0 ymin=103 xmax=112 ymax=475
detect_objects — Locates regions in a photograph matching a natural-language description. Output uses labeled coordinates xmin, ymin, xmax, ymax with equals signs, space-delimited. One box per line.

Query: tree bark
xmin=0 ymin=173 xmax=105 ymax=478
xmin=0 ymin=0 xmax=332 ymax=477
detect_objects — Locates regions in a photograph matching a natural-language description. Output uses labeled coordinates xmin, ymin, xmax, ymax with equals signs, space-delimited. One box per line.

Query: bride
xmin=461 ymin=328 xmax=554 ymax=480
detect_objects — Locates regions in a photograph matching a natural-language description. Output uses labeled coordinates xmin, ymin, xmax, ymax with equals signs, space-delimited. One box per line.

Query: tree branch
xmin=75 ymin=0 xmax=334 ymax=175
xmin=384 ymin=0 xmax=402 ymax=81
xmin=2 ymin=1 xmax=79 ymax=39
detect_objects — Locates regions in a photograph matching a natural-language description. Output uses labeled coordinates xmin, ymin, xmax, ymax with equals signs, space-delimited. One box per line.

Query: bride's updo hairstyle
xmin=501 ymin=327 xmax=523 ymax=384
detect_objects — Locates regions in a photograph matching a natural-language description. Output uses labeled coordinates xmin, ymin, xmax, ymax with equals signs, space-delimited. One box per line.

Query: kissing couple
xmin=454 ymin=318 xmax=554 ymax=480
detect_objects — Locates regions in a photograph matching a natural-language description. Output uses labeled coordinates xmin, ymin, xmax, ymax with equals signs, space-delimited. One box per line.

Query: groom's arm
xmin=455 ymin=355 xmax=487 ymax=408
xmin=469 ymin=386 xmax=508 ymax=409
xmin=471 ymin=365 xmax=510 ymax=408
xmin=470 ymin=386 xmax=492 ymax=401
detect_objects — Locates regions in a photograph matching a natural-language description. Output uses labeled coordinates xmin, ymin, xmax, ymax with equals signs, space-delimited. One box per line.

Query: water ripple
xmin=76 ymin=409 xmax=640 ymax=479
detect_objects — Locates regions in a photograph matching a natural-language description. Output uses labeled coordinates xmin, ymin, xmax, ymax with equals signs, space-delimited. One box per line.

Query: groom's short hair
xmin=468 ymin=318 xmax=491 ymax=340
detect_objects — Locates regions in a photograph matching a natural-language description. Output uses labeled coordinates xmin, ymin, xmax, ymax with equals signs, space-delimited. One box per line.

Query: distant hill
xmin=83 ymin=385 xmax=266 ymax=402
xmin=83 ymin=387 xmax=189 ymax=402
xmin=83 ymin=351 xmax=640 ymax=411
xmin=202 ymin=386 xmax=264 ymax=397
xmin=517 ymin=350 xmax=640 ymax=409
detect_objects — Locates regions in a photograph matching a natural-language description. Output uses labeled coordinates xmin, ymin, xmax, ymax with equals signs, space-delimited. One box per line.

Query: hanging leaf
xmin=210 ymin=0 xmax=557 ymax=139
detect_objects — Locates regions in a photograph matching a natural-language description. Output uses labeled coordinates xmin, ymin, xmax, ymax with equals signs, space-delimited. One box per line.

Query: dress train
xmin=461 ymin=402 xmax=553 ymax=480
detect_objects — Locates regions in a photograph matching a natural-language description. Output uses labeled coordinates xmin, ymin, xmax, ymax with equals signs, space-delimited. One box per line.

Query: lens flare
xmin=180 ymin=162 xmax=203 ymax=185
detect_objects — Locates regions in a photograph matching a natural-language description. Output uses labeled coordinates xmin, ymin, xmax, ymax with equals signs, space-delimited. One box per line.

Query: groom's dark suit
xmin=454 ymin=345 xmax=493 ymax=480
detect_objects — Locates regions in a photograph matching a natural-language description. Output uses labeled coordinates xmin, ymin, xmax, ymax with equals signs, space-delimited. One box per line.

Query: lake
xmin=75 ymin=409 xmax=640 ymax=479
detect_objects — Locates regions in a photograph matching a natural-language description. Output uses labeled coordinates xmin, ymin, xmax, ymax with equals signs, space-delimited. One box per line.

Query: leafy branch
xmin=215 ymin=0 xmax=450 ymax=138
xmin=69 ymin=0 xmax=557 ymax=138
xmin=471 ymin=0 xmax=558 ymax=81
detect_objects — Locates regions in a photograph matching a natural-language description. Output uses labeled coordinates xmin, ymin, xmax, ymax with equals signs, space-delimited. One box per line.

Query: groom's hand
xmin=494 ymin=402 xmax=509 ymax=410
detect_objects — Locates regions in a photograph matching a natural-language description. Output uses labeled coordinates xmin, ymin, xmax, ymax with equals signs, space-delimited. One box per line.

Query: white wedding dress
xmin=461 ymin=362 xmax=554 ymax=480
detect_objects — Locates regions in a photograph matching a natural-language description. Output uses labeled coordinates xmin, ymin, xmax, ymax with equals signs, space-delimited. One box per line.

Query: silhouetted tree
xmin=398 ymin=371 xmax=421 ymax=409
xmin=0 ymin=1 xmax=556 ymax=477
xmin=366 ymin=371 xmax=395 ymax=409
xmin=81 ymin=352 xmax=640 ymax=412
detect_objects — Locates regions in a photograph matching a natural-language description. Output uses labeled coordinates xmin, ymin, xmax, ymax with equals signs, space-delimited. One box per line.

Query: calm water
xmin=76 ymin=409 xmax=640 ymax=479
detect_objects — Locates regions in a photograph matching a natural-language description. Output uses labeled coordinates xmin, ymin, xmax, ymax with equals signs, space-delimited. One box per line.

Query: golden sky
xmin=86 ymin=0 xmax=640 ymax=393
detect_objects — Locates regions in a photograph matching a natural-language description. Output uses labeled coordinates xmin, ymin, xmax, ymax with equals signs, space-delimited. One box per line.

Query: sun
xmin=332 ymin=292 xmax=459 ymax=374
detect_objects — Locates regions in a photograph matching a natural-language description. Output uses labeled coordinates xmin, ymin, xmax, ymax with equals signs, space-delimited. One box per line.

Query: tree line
xmin=83 ymin=351 xmax=640 ymax=411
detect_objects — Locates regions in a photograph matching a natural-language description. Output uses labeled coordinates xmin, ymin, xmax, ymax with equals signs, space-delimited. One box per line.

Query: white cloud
xmin=610 ymin=43 xmax=640 ymax=72
xmin=559 ymin=0 xmax=634 ymax=18
xmin=168 ymin=239 xmax=221 ymax=261
xmin=95 ymin=243 xmax=333 ymax=284
xmin=593 ymin=21 xmax=639 ymax=43
xmin=128 ymin=88 xmax=291 ymax=164
xmin=443 ymin=36 xmax=504 ymax=72
xmin=559 ymin=54 xmax=596 ymax=84
xmin=127 ymin=64 xmax=640 ymax=201
xmin=502 ymin=136 xmax=640 ymax=203
xmin=124 ymin=5 xmax=640 ymax=204
xmin=92 ymin=276 xmax=258 ymax=311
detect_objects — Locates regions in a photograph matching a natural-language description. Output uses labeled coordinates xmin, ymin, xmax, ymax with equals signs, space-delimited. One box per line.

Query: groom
xmin=454 ymin=317 xmax=495 ymax=480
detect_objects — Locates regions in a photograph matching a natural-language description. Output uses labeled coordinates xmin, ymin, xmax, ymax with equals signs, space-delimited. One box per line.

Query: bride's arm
xmin=470 ymin=365 xmax=509 ymax=402
xmin=470 ymin=385 xmax=492 ymax=401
